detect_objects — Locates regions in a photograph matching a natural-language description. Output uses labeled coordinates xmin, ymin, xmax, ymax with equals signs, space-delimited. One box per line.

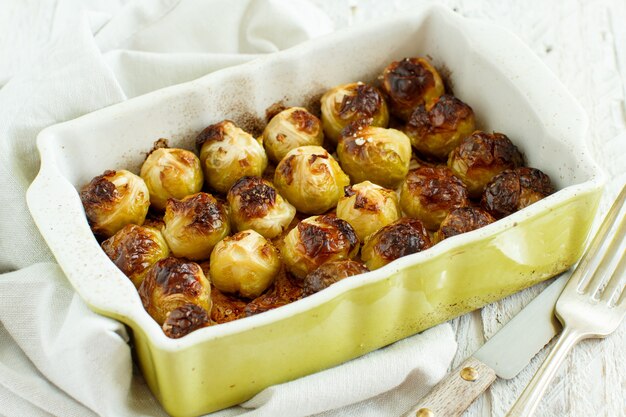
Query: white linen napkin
xmin=0 ymin=1 xmax=457 ymax=416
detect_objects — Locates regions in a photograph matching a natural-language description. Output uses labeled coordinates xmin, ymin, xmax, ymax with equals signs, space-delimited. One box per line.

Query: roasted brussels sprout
xmin=196 ymin=120 xmax=268 ymax=193
xmin=336 ymin=181 xmax=401 ymax=241
xmin=433 ymin=206 xmax=496 ymax=242
xmin=227 ymin=176 xmax=296 ymax=238
xmin=138 ymin=257 xmax=211 ymax=331
xmin=244 ymin=270 xmax=303 ymax=316
xmin=337 ymin=122 xmax=412 ymax=189
xmin=263 ymin=107 xmax=324 ymax=163
xmin=381 ymin=57 xmax=445 ymax=121
xmin=101 ymin=224 xmax=170 ymax=287
xmin=140 ymin=146 xmax=204 ymax=211
xmin=80 ymin=169 xmax=150 ymax=238
xmin=302 ymin=260 xmax=369 ymax=296
xmin=361 ymin=218 xmax=431 ymax=270
xmin=447 ymin=131 xmax=524 ymax=198
xmin=162 ymin=304 xmax=210 ymax=339
xmin=400 ymin=166 xmax=470 ymax=231
xmin=281 ymin=214 xmax=359 ymax=279
xmin=274 ymin=146 xmax=350 ymax=214
xmin=481 ymin=167 xmax=555 ymax=218
xmin=162 ymin=192 xmax=230 ymax=260
xmin=198 ymin=260 xmax=248 ymax=324
xmin=209 ymin=230 xmax=281 ymax=299
xmin=404 ymin=94 xmax=476 ymax=160
xmin=320 ymin=82 xmax=389 ymax=144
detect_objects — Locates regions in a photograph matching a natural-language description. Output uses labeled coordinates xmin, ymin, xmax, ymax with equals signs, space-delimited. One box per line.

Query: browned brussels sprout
xmin=227 ymin=176 xmax=296 ymax=238
xmin=138 ymin=257 xmax=211 ymax=333
xmin=274 ymin=146 xmax=350 ymax=214
xmin=140 ymin=146 xmax=204 ymax=211
xmin=162 ymin=304 xmax=210 ymax=339
xmin=209 ymin=230 xmax=282 ymax=299
xmin=447 ymin=131 xmax=524 ymax=198
xmin=481 ymin=167 xmax=555 ymax=218
xmin=361 ymin=217 xmax=432 ymax=270
xmin=196 ymin=120 xmax=268 ymax=193
xmin=263 ymin=107 xmax=324 ymax=163
xmin=433 ymin=206 xmax=496 ymax=242
xmin=336 ymin=181 xmax=401 ymax=241
xmin=281 ymin=214 xmax=359 ymax=279
xmin=381 ymin=57 xmax=445 ymax=121
xmin=321 ymin=82 xmax=389 ymax=144
xmin=302 ymin=260 xmax=369 ymax=296
xmin=400 ymin=166 xmax=470 ymax=231
xmin=404 ymin=94 xmax=476 ymax=160
xmin=162 ymin=192 xmax=230 ymax=260
xmin=80 ymin=169 xmax=150 ymax=238
xmin=337 ymin=122 xmax=412 ymax=189
xmin=101 ymin=224 xmax=170 ymax=288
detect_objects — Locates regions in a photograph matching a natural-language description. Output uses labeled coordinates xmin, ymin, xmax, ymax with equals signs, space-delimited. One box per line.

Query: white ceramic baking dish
xmin=27 ymin=5 xmax=603 ymax=417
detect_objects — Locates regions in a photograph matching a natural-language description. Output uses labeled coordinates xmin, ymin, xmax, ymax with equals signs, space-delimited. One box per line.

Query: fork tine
xmin=588 ymin=214 xmax=626 ymax=301
xmin=604 ymin=254 xmax=626 ymax=308
xmin=575 ymin=185 xmax=626 ymax=294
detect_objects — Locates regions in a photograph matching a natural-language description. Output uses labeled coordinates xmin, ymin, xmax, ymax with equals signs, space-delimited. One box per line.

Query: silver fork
xmin=506 ymin=184 xmax=626 ymax=417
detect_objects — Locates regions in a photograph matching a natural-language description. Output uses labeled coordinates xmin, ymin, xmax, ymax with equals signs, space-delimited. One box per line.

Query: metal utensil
xmin=400 ymin=271 xmax=569 ymax=417
xmin=506 ymin=184 xmax=626 ymax=417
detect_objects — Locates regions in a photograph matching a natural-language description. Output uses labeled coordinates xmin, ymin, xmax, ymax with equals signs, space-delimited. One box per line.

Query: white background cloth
xmin=1 ymin=1 xmax=624 ymax=417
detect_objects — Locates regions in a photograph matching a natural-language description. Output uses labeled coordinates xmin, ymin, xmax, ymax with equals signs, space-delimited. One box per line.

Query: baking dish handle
xmin=26 ymin=141 xmax=143 ymax=324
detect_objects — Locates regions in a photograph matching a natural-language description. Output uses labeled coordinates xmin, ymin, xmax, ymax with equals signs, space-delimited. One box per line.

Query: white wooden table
xmin=310 ymin=1 xmax=626 ymax=416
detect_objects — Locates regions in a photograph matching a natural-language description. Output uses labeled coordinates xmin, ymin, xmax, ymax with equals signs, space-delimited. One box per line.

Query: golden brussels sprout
xmin=404 ymin=94 xmax=476 ymax=160
xmin=433 ymin=206 xmax=495 ymax=243
xmin=263 ymin=107 xmax=324 ymax=163
xmin=400 ymin=166 xmax=470 ymax=231
xmin=227 ymin=176 xmax=296 ymax=238
xmin=80 ymin=169 xmax=150 ymax=238
xmin=320 ymin=82 xmax=389 ymax=144
xmin=361 ymin=218 xmax=431 ymax=270
xmin=162 ymin=192 xmax=230 ymax=260
xmin=381 ymin=57 xmax=445 ymax=121
xmin=336 ymin=181 xmax=401 ymax=241
xmin=138 ymin=257 xmax=211 ymax=333
xmin=302 ymin=260 xmax=369 ymax=296
xmin=196 ymin=120 xmax=268 ymax=193
xmin=209 ymin=230 xmax=281 ymax=299
xmin=140 ymin=146 xmax=203 ymax=211
xmin=481 ymin=167 xmax=555 ymax=218
xmin=447 ymin=131 xmax=524 ymax=198
xmin=337 ymin=122 xmax=412 ymax=189
xmin=281 ymin=214 xmax=359 ymax=279
xmin=274 ymin=146 xmax=350 ymax=214
xmin=101 ymin=224 xmax=170 ymax=288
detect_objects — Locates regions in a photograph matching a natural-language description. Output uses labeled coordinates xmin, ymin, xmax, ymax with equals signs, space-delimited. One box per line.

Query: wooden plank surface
xmin=309 ymin=1 xmax=626 ymax=416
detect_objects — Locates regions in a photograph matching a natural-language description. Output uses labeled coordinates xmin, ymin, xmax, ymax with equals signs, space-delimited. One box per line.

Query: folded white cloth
xmin=0 ymin=1 xmax=457 ymax=416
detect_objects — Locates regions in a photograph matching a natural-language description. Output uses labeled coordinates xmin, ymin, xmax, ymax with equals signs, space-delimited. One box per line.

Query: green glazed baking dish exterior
xmin=27 ymin=5 xmax=603 ymax=417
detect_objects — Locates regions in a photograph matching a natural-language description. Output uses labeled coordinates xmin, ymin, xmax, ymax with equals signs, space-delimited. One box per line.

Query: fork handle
xmin=506 ymin=326 xmax=583 ymax=417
